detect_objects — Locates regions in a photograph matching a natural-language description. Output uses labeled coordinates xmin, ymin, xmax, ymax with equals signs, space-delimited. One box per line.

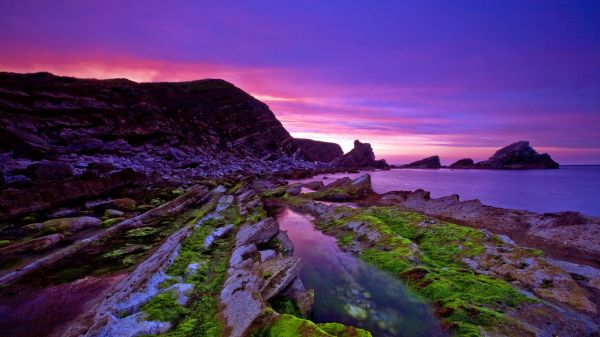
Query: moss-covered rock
xmin=261 ymin=314 xmax=372 ymax=337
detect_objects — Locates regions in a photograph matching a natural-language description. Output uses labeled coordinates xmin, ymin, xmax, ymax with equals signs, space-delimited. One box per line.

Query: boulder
xmin=285 ymin=183 xmax=303 ymax=196
xmin=259 ymin=256 xmax=302 ymax=301
xmin=449 ymin=158 xmax=475 ymax=169
xmin=295 ymin=138 xmax=344 ymax=163
xmin=26 ymin=216 xmax=102 ymax=234
xmin=303 ymin=180 xmax=324 ymax=191
xmin=235 ymin=218 xmax=280 ymax=247
xmin=475 ymin=141 xmax=559 ymax=169
xmin=398 ymin=155 xmax=441 ymax=169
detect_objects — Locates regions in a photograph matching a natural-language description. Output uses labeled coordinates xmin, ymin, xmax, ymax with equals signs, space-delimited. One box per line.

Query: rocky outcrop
xmin=448 ymin=158 xmax=475 ymax=169
xmin=305 ymin=174 xmax=375 ymax=201
xmin=333 ymin=140 xmax=388 ymax=169
xmin=295 ymin=138 xmax=343 ymax=163
xmin=398 ymin=155 xmax=441 ymax=169
xmin=475 ymin=141 xmax=559 ymax=169
xmin=377 ymin=190 xmax=600 ymax=268
xmin=221 ymin=217 xmax=310 ymax=337
xmin=446 ymin=141 xmax=559 ymax=170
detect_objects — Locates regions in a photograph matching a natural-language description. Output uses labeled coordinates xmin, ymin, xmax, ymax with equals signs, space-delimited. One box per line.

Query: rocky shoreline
xmin=268 ymin=175 xmax=600 ymax=336
xmin=1 ymin=72 xmax=597 ymax=337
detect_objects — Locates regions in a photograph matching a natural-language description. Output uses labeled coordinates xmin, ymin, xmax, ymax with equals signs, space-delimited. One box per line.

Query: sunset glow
xmin=1 ymin=1 xmax=599 ymax=164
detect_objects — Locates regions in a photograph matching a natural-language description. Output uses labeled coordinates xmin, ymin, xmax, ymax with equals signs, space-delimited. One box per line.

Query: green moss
xmin=318 ymin=322 xmax=373 ymax=337
xmin=125 ymin=227 xmax=162 ymax=237
xmin=287 ymin=203 xmax=536 ymax=337
xmin=141 ymin=291 xmax=189 ymax=322
xmin=21 ymin=214 xmax=39 ymax=223
xmin=0 ymin=239 xmax=10 ymax=247
xmin=259 ymin=314 xmax=372 ymax=337
xmin=261 ymin=185 xmax=287 ymax=198
xmin=248 ymin=206 xmax=267 ymax=223
xmin=172 ymin=189 xmax=184 ymax=197
xmin=271 ymin=298 xmax=303 ymax=317
xmin=227 ymin=180 xmax=246 ymax=194
xmin=337 ymin=232 xmax=355 ymax=247
xmin=360 ymin=248 xmax=411 ymax=274
xmin=101 ymin=218 xmax=119 ymax=228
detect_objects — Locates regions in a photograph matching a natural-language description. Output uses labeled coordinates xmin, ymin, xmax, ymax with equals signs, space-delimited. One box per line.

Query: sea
xmin=292 ymin=165 xmax=600 ymax=217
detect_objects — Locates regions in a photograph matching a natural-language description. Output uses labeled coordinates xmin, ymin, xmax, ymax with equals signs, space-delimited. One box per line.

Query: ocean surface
xmin=293 ymin=165 xmax=600 ymax=216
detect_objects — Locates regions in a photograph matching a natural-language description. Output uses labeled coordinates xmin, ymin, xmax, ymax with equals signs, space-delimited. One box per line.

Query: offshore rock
xmin=448 ymin=158 xmax=475 ymax=169
xmin=333 ymin=140 xmax=388 ymax=169
xmin=398 ymin=155 xmax=441 ymax=169
xmin=475 ymin=141 xmax=559 ymax=169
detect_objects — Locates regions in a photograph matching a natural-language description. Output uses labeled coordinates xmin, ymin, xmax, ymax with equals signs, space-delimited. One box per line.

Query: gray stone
xmin=235 ymin=218 xmax=279 ymax=247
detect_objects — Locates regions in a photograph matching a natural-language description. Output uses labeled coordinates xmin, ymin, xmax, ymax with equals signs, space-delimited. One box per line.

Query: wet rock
xmin=0 ymin=233 xmax=65 ymax=254
xmin=303 ymin=180 xmax=324 ymax=191
xmin=105 ymin=209 xmax=125 ymax=217
xmin=285 ymin=183 xmax=303 ymax=196
xmin=275 ymin=231 xmax=295 ymax=255
xmin=259 ymin=249 xmax=276 ymax=262
xmin=203 ymin=224 xmax=234 ymax=249
xmin=220 ymin=268 xmax=270 ymax=337
xmin=26 ymin=216 xmax=102 ymax=234
xmin=230 ymin=244 xmax=258 ymax=269
xmin=398 ymin=156 xmax=441 ymax=169
xmin=308 ymin=174 xmax=374 ymax=201
xmin=279 ymin=278 xmax=314 ymax=316
xmin=235 ymin=217 xmax=279 ymax=246
xmin=92 ymin=312 xmax=171 ymax=337
xmin=259 ymin=256 xmax=302 ymax=301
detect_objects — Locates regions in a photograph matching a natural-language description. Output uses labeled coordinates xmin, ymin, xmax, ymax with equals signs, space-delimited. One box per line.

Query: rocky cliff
xmin=295 ymin=138 xmax=343 ymax=163
xmin=0 ymin=72 xmax=299 ymax=163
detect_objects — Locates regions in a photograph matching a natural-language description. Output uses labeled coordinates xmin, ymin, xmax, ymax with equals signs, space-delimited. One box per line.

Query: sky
xmin=1 ymin=1 xmax=599 ymax=164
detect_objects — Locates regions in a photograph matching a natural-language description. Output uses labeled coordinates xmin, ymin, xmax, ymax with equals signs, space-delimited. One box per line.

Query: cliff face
xmin=0 ymin=72 xmax=298 ymax=161
xmin=295 ymin=138 xmax=343 ymax=163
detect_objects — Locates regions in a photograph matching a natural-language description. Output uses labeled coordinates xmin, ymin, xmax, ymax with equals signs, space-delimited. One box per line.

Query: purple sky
xmin=1 ymin=1 xmax=599 ymax=164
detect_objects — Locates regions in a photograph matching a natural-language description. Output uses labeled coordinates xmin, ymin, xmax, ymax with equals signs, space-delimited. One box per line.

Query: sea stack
xmin=398 ymin=155 xmax=441 ymax=169
xmin=476 ymin=141 xmax=559 ymax=169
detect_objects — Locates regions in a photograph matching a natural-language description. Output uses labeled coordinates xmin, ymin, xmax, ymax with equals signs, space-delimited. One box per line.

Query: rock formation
xmin=476 ymin=141 xmax=559 ymax=169
xmin=295 ymin=138 xmax=343 ymax=163
xmin=398 ymin=155 xmax=441 ymax=169
xmin=405 ymin=142 xmax=559 ymax=170
xmin=448 ymin=158 xmax=475 ymax=169
xmin=333 ymin=140 xmax=388 ymax=169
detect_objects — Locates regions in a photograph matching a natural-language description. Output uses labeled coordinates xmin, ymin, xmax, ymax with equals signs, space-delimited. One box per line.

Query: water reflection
xmin=277 ymin=208 xmax=445 ymax=337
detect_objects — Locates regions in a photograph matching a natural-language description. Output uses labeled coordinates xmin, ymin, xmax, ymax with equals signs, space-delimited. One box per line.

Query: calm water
xmin=277 ymin=208 xmax=445 ymax=337
xmin=293 ymin=166 xmax=600 ymax=216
